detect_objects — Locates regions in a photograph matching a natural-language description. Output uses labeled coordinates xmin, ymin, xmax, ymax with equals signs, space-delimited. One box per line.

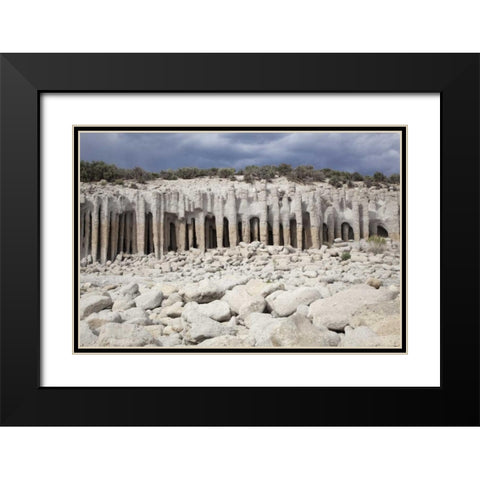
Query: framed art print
xmin=0 ymin=54 xmax=478 ymax=425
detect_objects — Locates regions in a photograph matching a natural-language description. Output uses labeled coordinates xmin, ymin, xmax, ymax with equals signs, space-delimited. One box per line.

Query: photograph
xmin=76 ymin=127 xmax=405 ymax=351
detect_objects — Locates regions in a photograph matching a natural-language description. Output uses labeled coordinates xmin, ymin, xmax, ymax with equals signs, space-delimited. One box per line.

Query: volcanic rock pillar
xmin=295 ymin=192 xmax=303 ymax=249
xmin=152 ymin=193 xmax=162 ymax=259
xmin=136 ymin=196 xmax=146 ymax=256
xmin=362 ymin=197 xmax=369 ymax=240
xmin=352 ymin=197 xmax=361 ymax=241
xmin=110 ymin=212 xmax=119 ymax=260
xmin=271 ymin=188 xmax=280 ymax=246
xmin=100 ymin=197 xmax=110 ymax=264
xmin=310 ymin=194 xmax=321 ymax=249
xmin=118 ymin=212 xmax=125 ymax=253
xmin=259 ymin=186 xmax=268 ymax=244
xmin=197 ymin=211 xmax=206 ymax=252
xmin=84 ymin=209 xmax=91 ymax=257
xmin=333 ymin=194 xmax=341 ymax=239
xmin=226 ymin=187 xmax=238 ymax=247
xmin=91 ymin=199 xmax=99 ymax=262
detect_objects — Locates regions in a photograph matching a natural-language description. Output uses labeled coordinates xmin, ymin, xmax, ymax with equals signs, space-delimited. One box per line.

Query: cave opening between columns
xmin=377 ymin=225 xmax=389 ymax=237
xmin=341 ymin=222 xmax=354 ymax=241
xmin=250 ymin=217 xmax=260 ymax=242
xmin=323 ymin=223 xmax=329 ymax=244
xmin=223 ymin=217 xmax=230 ymax=248
xmin=290 ymin=219 xmax=297 ymax=248
xmin=279 ymin=224 xmax=284 ymax=246
xmin=302 ymin=212 xmax=312 ymax=249
xmin=237 ymin=221 xmax=243 ymax=243
xmin=369 ymin=221 xmax=389 ymax=238
xmin=191 ymin=219 xmax=198 ymax=248
xmin=145 ymin=212 xmax=154 ymax=254
xmin=164 ymin=213 xmax=179 ymax=251
xmin=267 ymin=222 xmax=273 ymax=245
xmin=205 ymin=215 xmax=217 ymax=249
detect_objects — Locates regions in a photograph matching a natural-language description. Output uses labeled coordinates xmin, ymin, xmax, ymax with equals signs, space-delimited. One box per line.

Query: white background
xmin=1 ymin=1 xmax=479 ymax=479
xmin=41 ymin=93 xmax=440 ymax=387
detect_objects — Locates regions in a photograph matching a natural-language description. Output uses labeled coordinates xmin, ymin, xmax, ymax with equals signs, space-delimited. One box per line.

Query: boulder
xmin=185 ymin=316 xmax=235 ymax=343
xmin=181 ymin=279 xmax=225 ymax=303
xmin=79 ymin=321 xmax=98 ymax=347
xmin=197 ymin=300 xmax=232 ymax=322
xmin=222 ymin=285 xmax=248 ymax=314
xmin=121 ymin=307 xmax=152 ymax=325
xmin=162 ymin=301 xmax=184 ymax=318
xmin=309 ymin=284 xmax=397 ymax=332
xmin=244 ymin=312 xmax=275 ymax=328
xmin=248 ymin=313 xmax=340 ymax=347
xmin=135 ymin=289 xmax=164 ymax=310
xmin=161 ymin=292 xmax=183 ymax=307
xmin=157 ymin=333 xmax=183 ymax=347
xmin=245 ymin=279 xmax=285 ymax=298
xmin=238 ymin=295 xmax=266 ymax=317
xmin=118 ymin=282 xmax=139 ymax=297
xmin=97 ymin=323 xmax=155 ymax=347
xmin=79 ymin=294 xmax=113 ymax=320
xmin=112 ymin=296 xmax=136 ymax=312
xmin=85 ymin=310 xmax=122 ymax=333
xmin=269 ymin=287 xmax=322 ymax=317
xmin=339 ymin=326 xmax=400 ymax=348
xmin=144 ymin=325 xmax=165 ymax=339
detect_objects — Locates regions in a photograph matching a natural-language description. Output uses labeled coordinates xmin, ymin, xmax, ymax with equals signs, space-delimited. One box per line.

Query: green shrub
xmin=218 ymin=168 xmax=236 ymax=179
xmin=373 ymin=171 xmax=387 ymax=183
xmin=80 ymin=160 xmax=394 ymax=191
xmin=113 ymin=179 xmax=124 ymax=185
xmin=341 ymin=251 xmax=351 ymax=261
xmin=367 ymin=235 xmax=387 ymax=254
xmin=388 ymin=173 xmax=400 ymax=184
xmin=99 ymin=179 xmax=107 ymax=186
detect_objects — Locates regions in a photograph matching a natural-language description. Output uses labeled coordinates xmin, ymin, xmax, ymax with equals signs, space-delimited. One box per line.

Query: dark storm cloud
xmin=80 ymin=131 xmax=400 ymax=175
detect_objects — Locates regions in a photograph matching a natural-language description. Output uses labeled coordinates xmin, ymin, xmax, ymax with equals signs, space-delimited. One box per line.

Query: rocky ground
xmin=79 ymin=238 xmax=402 ymax=349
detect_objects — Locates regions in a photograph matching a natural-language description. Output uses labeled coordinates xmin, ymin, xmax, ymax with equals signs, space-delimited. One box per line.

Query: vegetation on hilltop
xmin=80 ymin=160 xmax=400 ymax=188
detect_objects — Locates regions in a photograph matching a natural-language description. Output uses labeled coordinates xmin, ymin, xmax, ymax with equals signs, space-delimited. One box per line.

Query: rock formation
xmin=80 ymin=179 xmax=400 ymax=263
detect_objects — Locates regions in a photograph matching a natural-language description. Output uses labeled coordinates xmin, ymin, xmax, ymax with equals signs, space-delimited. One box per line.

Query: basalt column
xmin=100 ymin=197 xmax=110 ymax=264
xmin=225 ymin=187 xmax=238 ymax=247
xmin=197 ymin=211 xmax=206 ymax=252
xmin=280 ymin=195 xmax=291 ymax=246
xmin=326 ymin=207 xmax=335 ymax=245
xmin=270 ymin=188 xmax=281 ymax=246
xmin=136 ymin=195 xmax=146 ymax=256
xmin=214 ymin=195 xmax=224 ymax=250
xmin=110 ymin=211 xmax=119 ymax=260
xmin=333 ymin=194 xmax=341 ymax=239
xmin=118 ymin=212 xmax=125 ymax=253
xmin=259 ymin=187 xmax=268 ymax=244
xmin=352 ymin=196 xmax=361 ymax=241
xmin=152 ymin=192 xmax=162 ymax=258
xmin=362 ymin=196 xmax=370 ymax=240
xmin=91 ymin=198 xmax=100 ymax=262
xmin=177 ymin=192 xmax=187 ymax=252
xmin=310 ymin=193 xmax=321 ymax=249
xmin=125 ymin=211 xmax=132 ymax=254
xmin=84 ymin=208 xmax=91 ymax=258
xmin=294 ymin=192 xmax=303 ymax=249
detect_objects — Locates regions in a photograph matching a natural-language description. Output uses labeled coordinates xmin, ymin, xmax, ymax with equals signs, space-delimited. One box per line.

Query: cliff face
xmin=79 ymin=178 xmax=400 ymax=262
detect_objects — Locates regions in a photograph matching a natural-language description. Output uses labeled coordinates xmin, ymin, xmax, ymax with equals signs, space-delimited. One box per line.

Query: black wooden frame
xmin=0 ymin=54 xmax=478 ymax=425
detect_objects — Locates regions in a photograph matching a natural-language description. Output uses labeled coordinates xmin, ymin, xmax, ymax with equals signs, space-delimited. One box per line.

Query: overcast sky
xmin=80 ymin=131 xmax=400 ymax=175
